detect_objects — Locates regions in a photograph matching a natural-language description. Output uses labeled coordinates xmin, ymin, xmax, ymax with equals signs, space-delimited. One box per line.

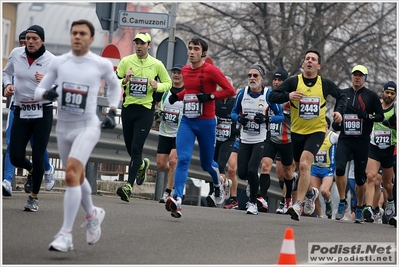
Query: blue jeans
xmin=4 ymin=108 xmax=51 ymax=183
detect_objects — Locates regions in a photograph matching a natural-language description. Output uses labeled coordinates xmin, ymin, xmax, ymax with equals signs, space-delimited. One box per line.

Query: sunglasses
xmin=247 ymin=73 xmax=259 ymax=78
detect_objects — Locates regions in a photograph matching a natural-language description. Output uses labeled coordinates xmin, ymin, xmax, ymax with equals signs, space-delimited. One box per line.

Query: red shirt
xmin=177 ymin=62 xmax=236 ymax=119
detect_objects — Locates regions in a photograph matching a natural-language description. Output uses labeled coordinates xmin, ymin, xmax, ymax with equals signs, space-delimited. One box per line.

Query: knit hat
xmin=19 ymin=30 xmax=26 ymax=40
xmin=383 ymin=81 xmax=396 ymax=93
xmin=26 ymin=25 xmax=45 ymax=41
xmin=273 ymin=67 xmax=288 ymax=81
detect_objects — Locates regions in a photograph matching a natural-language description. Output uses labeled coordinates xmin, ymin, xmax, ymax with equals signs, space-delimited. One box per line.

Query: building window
xmin=2 ymin=18 xmax=11 ymax=58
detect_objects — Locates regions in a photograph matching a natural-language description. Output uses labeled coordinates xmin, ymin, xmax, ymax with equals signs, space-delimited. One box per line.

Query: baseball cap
xmin=383 ymin=81 xmax=396 ymax=93
xmin=273 ymin=67 xmax=288 ymax=81
xmin=351 ymin=65 xmax=368 ymax=75
xmin=133 ymin=32 xmax=151 ymax=43
xmin=171 ymin=64 xmax=184 ymax=71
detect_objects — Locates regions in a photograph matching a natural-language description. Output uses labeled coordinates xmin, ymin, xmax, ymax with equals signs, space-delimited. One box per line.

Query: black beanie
xmin=26 ymin=25 xmax=45 ymax=41
xmin=273 ymin=67 xmax=288 ymax=81
xmin=19 ymin=30 xmax=26 ymax=40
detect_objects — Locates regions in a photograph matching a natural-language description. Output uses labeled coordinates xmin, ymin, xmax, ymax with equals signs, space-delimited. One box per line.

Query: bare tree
xmin=156 ymin=2 xmax=396 ymax=93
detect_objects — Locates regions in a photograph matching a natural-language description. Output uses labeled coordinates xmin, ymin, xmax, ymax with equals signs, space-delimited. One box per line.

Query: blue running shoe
xmin=335 ymin=201 xmax=348 ymax=220
xmin=354 ymin=207 xmax=363 ymax=223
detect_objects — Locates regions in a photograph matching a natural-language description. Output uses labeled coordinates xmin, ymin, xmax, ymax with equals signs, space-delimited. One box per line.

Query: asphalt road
xmin=2 ymin=191 xmax=397 ymax=266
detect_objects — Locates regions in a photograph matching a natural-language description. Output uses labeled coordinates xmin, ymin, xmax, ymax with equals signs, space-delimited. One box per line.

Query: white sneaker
xmin=81 ymin=207 xmax=105 ymax=245
xmin=159 ymin=191 xmax=170 ymax=203
xmin=44 ymin=165 xmax=56 ymax=191
xmin=224 ymin=179 xmax=232 ymax=200
xmin=246 ymin=202 xmax=258 ymax=215
xmin=49 ymin=232 xmax=74 ymax=252
xmin=2 ymin=180 xmax=12 ymax=196
xmin=303 ymin=187 xmax=319 ymax=215
xmin=256 ymin=196 xmax=268 ymax=212
xmin=214 ymin=178 xmax=225 ymax=205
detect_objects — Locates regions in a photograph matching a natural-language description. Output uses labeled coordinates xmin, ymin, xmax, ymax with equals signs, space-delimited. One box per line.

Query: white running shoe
xmin=224 ymin=179 xmax=232 ymax=200
xmin=303 ymin=187 xmax=319 ymax=215
xmin=159 ymin=191 xmax=170 ymax=203
xmin=214 ymin=178 xmax=225 ymax=205
xmin=49 ymin=232 xmax=74 ymax=252
xmin=246 ymin=202 xmax=258 ymax=215
xmin=256 ymin=196 xmax=268 ymax=212
xmin=44 ymin=165 xmax=56 ymax=191
xmin=81 ymin=207 xmax=106 ymax=245
xmin=2 ymin=180 xmax=12 ymax=196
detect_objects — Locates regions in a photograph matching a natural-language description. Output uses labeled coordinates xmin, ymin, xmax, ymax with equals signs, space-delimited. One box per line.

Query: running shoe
xmin=44 ymin=164 xmax=56 ymax=191
xmin=246 ymin=202 xmax=258 ymax=215
xmin=224 ymin=178 xmax=232 ymax=200
xmin=214 ymin=180 xmax=225 ymax=205
xmin=136 ymin=158 xmax=150 ymax=185
xmin=385 ymin=200 xmax=395 ymax=221
xmin=49 ymin=232 xmax=74 ymax=252
xmin=224 ymin=199 xmax=238 ymax=209
xmin=2 ymin=180 xmax=12 ymax=197
xmin=374 ymin=207 xmax=384 ymax=224
xmin=389 ymin=216 xmax=396 ymax=228
xmin=325 ymin=197 xmax=333 ymax=219
xmin=335 ymin=201 xmax=349 ymax=220
xmin=256 ymin=196 xmax=268 ymax=212
xmin=116 ymin=183 xmax=132 ymax=202
xmin=165 ymin=196 xmax=182 ymax=218
xmin=206 ymin=194 xmax=216 ymax=207
xmin=24 ymin=196 xmax=38 ymax=212
xmin=287 ymin=201 xmax=301 ymax=221
xmin=363 ymin=205 xmax=374 ymax=223
xmin=354 ymin=207 xmax=363 ymax=223
xmin=303 ymin=187 xmax=319 ymax=215
xmin=159 ymin=191 xmax=170 ymax=203
xmin=80 ymin=207 xmax=106 ymax=245
xmin=24 ymin=172 xmax=33 ymax=194
xmin=276 ymin=201 xmax=285 ymax=214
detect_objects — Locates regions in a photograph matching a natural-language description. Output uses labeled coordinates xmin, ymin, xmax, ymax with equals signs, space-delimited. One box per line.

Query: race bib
xmin=61 ymin=82 xmax=89 ymax=114
xmin=129 ymin=77 xmax=148 ymax=98
xmin=269 ymin=122 xmax=280 ymax=136
xmin=183 ymin=94 xmax=203 ymax=118
xmin=242 ymin=114 xmax=260 ymax=135
xmin=343 ymin=114 xmax=362 ymax=135
xmin=163 ymin=107 xmax=180 ymax=126
xmin=216 ymin=123 xmax=231 ymax=141
xmin=374 ymin=130 xmax=392 ymax=149
xmin=19 ymin=101 xmax=43 ymax=119
xmin=299 ymin=97 xmax=320 ymax=119
xmin=314 ymin=150 xmax=327 ymax=167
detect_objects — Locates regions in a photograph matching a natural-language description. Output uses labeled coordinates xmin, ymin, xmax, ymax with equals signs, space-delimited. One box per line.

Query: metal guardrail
xmin=2 ymin=97 xmax=283 ymax=202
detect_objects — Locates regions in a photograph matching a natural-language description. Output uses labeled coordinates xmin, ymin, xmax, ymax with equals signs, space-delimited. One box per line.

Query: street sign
xmin=118 ymin=11 xmax=169 ymax=29
xmin=156 ymin=37 xmax=188 ymax=69
xmin=101 ymin=44 xmax=121 ymax=71
xmin=96 ymin=3 xmax=127 ymax=31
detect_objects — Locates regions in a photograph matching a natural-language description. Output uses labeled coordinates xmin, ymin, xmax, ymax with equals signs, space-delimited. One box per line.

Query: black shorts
xmin=157 ymin=135 xmax=176 ymax=154
xmin=291 ymin=132 xmax=325 ymax=162
xmin=368 ymin=144 xmax=395 ymax=169
xmin=263 ymin=139 xmax=293 ymax=166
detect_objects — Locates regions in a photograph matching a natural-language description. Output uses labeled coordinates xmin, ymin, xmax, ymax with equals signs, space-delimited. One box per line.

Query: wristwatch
xmin=368 ymin=114 xmax=375 ymax=120
xmin=210 ymin=94 xmax=215 ymax=100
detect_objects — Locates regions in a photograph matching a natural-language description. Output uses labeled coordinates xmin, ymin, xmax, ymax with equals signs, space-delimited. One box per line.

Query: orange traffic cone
xmin=277 ymin=227 xmax=297 ymax=264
